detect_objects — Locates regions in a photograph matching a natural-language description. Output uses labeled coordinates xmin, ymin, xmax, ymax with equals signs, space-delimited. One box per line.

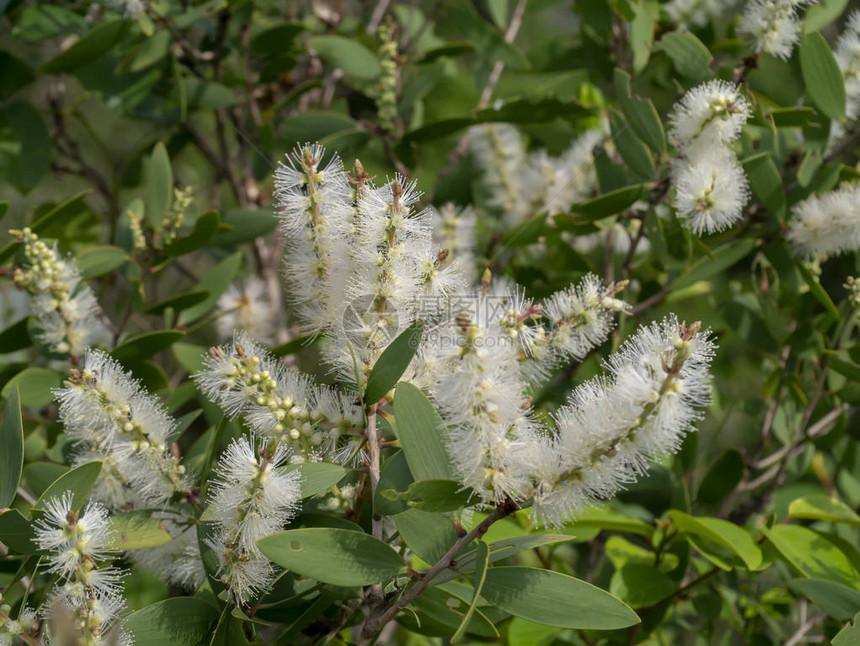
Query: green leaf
xmin=629 ymin=0 xmax=658 ymax=72
xmin=1 ymin=367 xmax=61 ymax=408
xmin=743 ymin=153 xmax=786 ymax=220
xmin=210 ymin=209 xmax=276 ymax=246
xmin=32 ymin=461 xmax=102 ymax=514
xmin=609 ymin=110 xmax=655 ymax=179
xmin=476 ymin=97 xmax=591 ymax=124
xmin=570 ymin=184 xmax=647 ymax=220
xmin=673 ymin=239 xmax=756 ymax=291
xmin=179 ymin=251 xmax=243 ymax=325
xmin=451 ymin=540 xmax=490 ymax=644
xmin=0 ymin=509 xmax=36 ymax=554
xmin=656 ymin=31 xmax=713 ymax=81
xmin=13 ymin=6 xmax=88 ymax=40
xmin=481 ymin=566 xmax=640 ymax=629
xmin=394 ymin=508 xmax=457 ymax=564
xmin=419 ymin=42 xmax=476 ymax=63
xmin=403 ymin=118 xmax=476 ymax=143
xmin=789 ymin=495 xmax=860 ymax=527
xmin=109 ymin=510 xmax=175 ymax=550
xmin=250 ymin=23 xmax=306 ymax=53
xmin=392 ymin=382 xmax=454 ymax=481
xmin=763 ymin=524 xmax=858 ymax=587
xmin=165 ymin=210 xmax=220 ymax=256
xmin=382 ymin=479 xmax=473 ymax=513
xmin=668 ymin=510 xmax=762 ymax=570
xmin=0 ymin=388 xmax=24 ymax=507
xmin=39 ymin=20 xmax=126 ymax=74
xmin=128 ymin=29 xmax=172 ymax=72
xmin=271 ymin=334 xmax=320 ymax=358
xmin=2 ymin=101 xmax=51 ymax=192
xmin=365 ymin=321 xmax=423 ymax=404
xmin=697 ymin=449 xmax=744 ymax=505
xmin=184 ymin=78 xmax=236 ymax=110
xmin=398 ymin=586 xmax=498 ymax=638
xmin=282 ymin=462 xmax=347 ymax=499
xmin=799 ymin=31 xmax=846 ymax=120
xmin=834 ymin=612 xmax=860 ymax=645
xmin=146 ymin=291 xmax=210 ymax=316
xmin=308 ymin=35 xmax=381 ymax=81
xmin=770 ymin=107 xmax=816 ymax=128
xmin=76 ymin=245 xmax=129 ymax=280
xmin=32 ymin=190 xmax=91 ymax=234
xmin=0 ymin=317 xmax=31 ymax=355
xmin=796 ymin=260 xmax=840 ymax=319
xmin=172 ymin=342 xmax=207 ymax=373
xmin=825 ymin=351 xmax=860 ymax=382
xmin=125 ymin=597 xmax=219 ymax=646
xmin=805 ymin=0 xmax=851 ymax=37
xmin=570 ymin=507 xmax=653 ymax=537
xmin=789 ymin=579 xmax=860 ymax=620
xmin=282 ymin=111 xmax=356 ymax=145
xmin=112 ymin=330 xmax=185 ymax=364
xmin=433 ymin=534 xmax=577 ymax=586
xmin=144 ymin=142 xmax=172 ymax=228
xmin=614 ymin=68 xmax=666 ymax=154
xmin=257 ymin=528 xmax=405 ymax=586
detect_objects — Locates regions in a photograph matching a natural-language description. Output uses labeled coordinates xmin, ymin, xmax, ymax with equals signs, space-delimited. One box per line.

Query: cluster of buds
xmin=160 ymin=186 xmax=193 ymax=245
xmin=9 ymin=228 xmax=106 ymax=357
xmin=0 ymin=593 xmax=37 ymax=646
xmin=376 ymin=20 xmax=399 ymax=134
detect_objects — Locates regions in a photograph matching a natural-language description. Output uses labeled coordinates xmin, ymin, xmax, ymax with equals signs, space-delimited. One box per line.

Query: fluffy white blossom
xmin=829 ymin=11 xmax=860 ymax=146
xmin=419 ymin=273 xmax=627 ymax=501
xmin=470 ymin=125 xmax=604 ymax=226
xmin=10 ymin=228 xmax=107 ymax=357
xmin=33 ymin=492 xmax=131 ymax=646
xmin=194 ymin=332 xmax=361 ymax=458
xmin=431 ymin=203 xmax=478 ymax=281
xmin=469 ymin=123 xmax=531 ymax=224
xmin=274 ymin=144 xmax=354 ymax=334
xmin=54 ymin=349 xmax=189 ymax=509
xmin=665 ymin=0 xmax=736 ymax=27
xmin=739 ymin=0 xmax=816 ymax=60
xmin=668 ymin=80 xmax=750 ymax=152
xmin=216 ymin=277 xmax=275 ymax=344
xmin=207 ymin=438 xmax=301 ymax=603
xmin=669 ymin=82 xmax=751 ymax=235
xmin=786 ymin=184 xmax=860 ymax=257
xmin=531 ymin=317 xmax=715 ymax=526
xmin=672 ymin=148 xmax=750 ymax=234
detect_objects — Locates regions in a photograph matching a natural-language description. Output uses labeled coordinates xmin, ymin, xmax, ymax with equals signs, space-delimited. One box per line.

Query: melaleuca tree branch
xmin=358 ymin=500 xmax=516 ymax=644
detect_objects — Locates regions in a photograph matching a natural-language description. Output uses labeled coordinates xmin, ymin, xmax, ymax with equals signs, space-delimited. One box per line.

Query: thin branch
xmin=358 ymin=501 xmax=515 ymax=644
xmin=365 ymin=403 xmax=384 ymax=608
xmin=479 ymin=0 xmax=529 ymax=109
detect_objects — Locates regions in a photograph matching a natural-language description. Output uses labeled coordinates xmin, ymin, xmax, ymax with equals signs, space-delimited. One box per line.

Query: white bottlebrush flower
xmin=207 ymin=437 xmax=301 ymax=603
xmin=786 ymin=184 xmax=860 ymax=257
xmin=524 ymin=130 xmax=604 ymax=217
xmin=10 ymin=228 xmax=107 ymax=357
xmin=54 ymin=349 xmax=189 ymax=509
xmin=527 ymin=274 xmax=629 ymax=379
xmin=829 ymin=11 xmax=860 ymax=146
xmin=33 ymin=492 xmax=131 ymax=645
xmin=672 ymin=148 xmax=750 ymax=234
xmin=275 ymin=144 xmax=354 ymax=334
xmin=216 ymin=277 xmax=275 ymax=344
xmin=738 ymin=0 xmax=816 ymax=60
xmin=469 ymin=123 xmax=531 ymax=224
xmin=195 ymin=332 xmax=358 ymax=457
xmin=668 ymin=80 xmax=751 ymax=152
xmin=665 ymin=0 xmax=737 ymax=27
xmin=430 ymin=203 xmax=479 ymax=281
xmin=530 ymin=317 xmax=715 ymax=527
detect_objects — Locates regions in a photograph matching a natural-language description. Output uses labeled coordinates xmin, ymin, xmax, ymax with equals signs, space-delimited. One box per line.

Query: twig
xmin=358 ymin=501 xmax=515 ymax=644
xmin=478 ymin=0 xmax=529 ymax=109
xmin=365 ymin=403 xmax=384 ymax=607
xmin=367 ymin=0 xmax=391 ymax=35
